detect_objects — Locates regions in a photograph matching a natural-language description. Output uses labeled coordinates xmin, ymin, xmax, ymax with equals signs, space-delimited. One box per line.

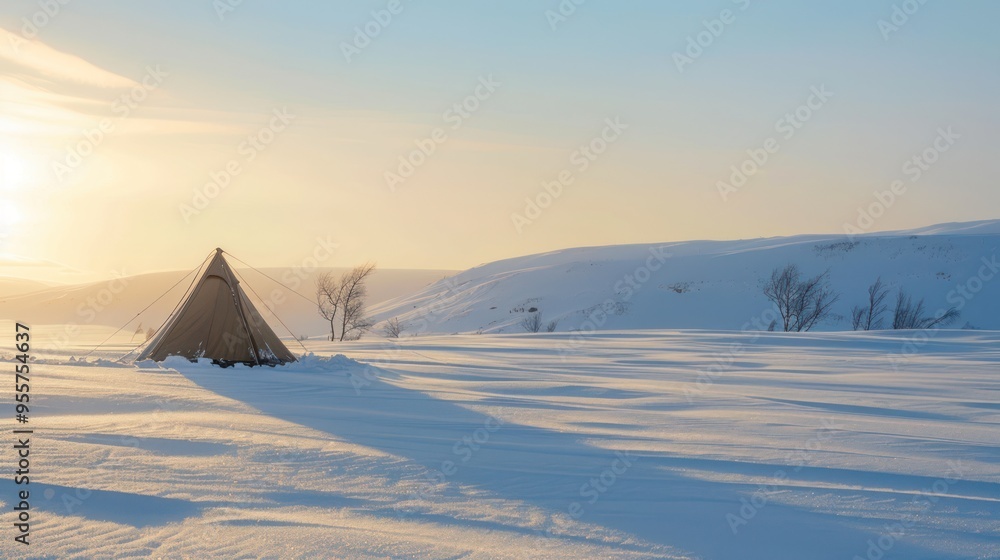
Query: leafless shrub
xmin=851 ymin=277 xmax=891 ymax=331
xmin=762 ymin=264 xmax=839 ymax=332
xmin=891 ymin=290 xmax=960 ymax=330
xmin=545 ymin=319 xmax=558 ymax=332
xmin=383 ymin=317 xmax=405 ymax=338
xmin=521 ymin=311 xmax=543 ymax=333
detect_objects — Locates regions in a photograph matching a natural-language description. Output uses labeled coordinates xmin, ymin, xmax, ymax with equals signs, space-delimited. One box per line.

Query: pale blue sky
xmin=1 ymin=1 xmax=998 ymax=278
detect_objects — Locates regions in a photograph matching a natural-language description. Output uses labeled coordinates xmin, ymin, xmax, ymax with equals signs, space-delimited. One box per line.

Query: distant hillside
xmin=369 ymin=220 xmax=1000 ymax=334
xmin=0 ymin=268 xmax=455 ymax=338
xmin=876 ymin=219 xmax=1000 ymax=237
xmin=0 ymin=277 xmax=55 ymax=297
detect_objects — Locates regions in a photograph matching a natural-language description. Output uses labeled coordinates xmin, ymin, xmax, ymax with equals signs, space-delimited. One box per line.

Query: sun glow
xmin=0 ymin=198 xmax=19 ymax=227
xmin=0 ymin=151 xmax=35 ymax=230
xmin=1 ymin=152 xmax=34 ymax=191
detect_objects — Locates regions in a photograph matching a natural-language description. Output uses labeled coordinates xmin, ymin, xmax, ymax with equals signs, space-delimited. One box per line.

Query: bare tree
xmin=316 ymin=264 xmax=377 ymax=341
xmin=383 ymin=317 xmax=404 ymax=339
xmin=521 ymin=311 xmax=543 ymax=333
xmin=762 ymin=264 xmax=840 ymax=332
xmin=891 ymin=290 xmax=960 ymax=330
xmin=851 ymin=277 xmax=891 ymax=331
xmin=545 ymin=319 xmax=558 ymax=332
xmin=339 ymin=263 xmax=376 ymax=341
xmin=316 ymin=271 xmax=346 ymax=341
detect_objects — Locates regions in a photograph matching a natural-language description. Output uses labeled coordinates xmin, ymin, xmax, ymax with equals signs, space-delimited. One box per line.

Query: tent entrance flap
xmin=137 ymin=249 xmax=297 ymax=365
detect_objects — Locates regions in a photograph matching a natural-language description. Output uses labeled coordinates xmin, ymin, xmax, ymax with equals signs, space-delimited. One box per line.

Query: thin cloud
xmin=0 ymin=27 xmax=138 ymax=89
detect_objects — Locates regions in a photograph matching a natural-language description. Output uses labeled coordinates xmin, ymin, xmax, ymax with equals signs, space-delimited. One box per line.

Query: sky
xmin=0 ymin=0 xmax=998 ymax=282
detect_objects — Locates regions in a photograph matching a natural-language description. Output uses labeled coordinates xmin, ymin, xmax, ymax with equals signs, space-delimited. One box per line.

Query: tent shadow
xmin=178 ymin=362 xmax=944 ymax=560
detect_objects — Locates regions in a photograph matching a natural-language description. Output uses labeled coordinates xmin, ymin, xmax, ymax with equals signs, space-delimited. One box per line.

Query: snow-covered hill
xmin=370 ymin=220 xmax=1000 ymax=334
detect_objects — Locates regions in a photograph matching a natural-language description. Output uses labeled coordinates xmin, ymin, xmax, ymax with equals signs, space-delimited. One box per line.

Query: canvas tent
xmin=137 ymin=249 xmax=297 ymax=366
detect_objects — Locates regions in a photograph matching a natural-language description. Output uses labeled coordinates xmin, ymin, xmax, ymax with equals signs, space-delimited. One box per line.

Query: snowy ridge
xmin=871 ymin=219 xmax=1000 ymax=237
xmin=370 ymin=220 xmax=1000 ymax=334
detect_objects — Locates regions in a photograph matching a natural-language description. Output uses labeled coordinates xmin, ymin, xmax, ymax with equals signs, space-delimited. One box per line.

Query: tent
xmin=137 ymin=248 xmax=297 ymax=366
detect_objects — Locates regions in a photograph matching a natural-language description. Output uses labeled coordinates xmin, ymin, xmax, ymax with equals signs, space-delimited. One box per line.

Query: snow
xmin=2 ymin=329 xmax=998 ymax=559
xmin=369 ymin=225 xmax=1000 ymax=335
xmin=2 ymin=221 xmax=998 ymax=557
